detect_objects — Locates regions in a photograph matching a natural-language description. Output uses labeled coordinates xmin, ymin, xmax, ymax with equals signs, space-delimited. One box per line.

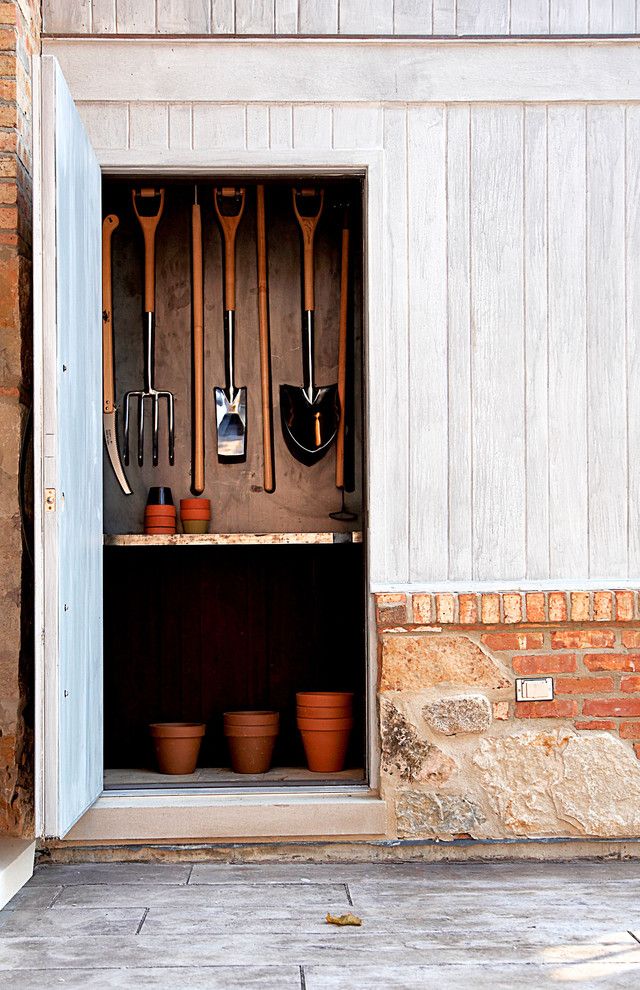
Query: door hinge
xmin=44 ymin=488 xmax=56 ymax=512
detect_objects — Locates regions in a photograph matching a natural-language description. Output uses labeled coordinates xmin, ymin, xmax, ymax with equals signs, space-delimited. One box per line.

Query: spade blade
xmin=215 ymin=386 xmax=247 ymax=462
xmin=280 ymin=383 xmax=339 ymax=466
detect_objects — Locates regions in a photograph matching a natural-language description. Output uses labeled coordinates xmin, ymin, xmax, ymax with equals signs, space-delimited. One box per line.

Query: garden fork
xmin=124 ymin=187 xmax=175 ymax=467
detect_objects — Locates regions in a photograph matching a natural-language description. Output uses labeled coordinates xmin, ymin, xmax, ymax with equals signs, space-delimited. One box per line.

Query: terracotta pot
xmin=145 ymin=505 xmax=176 ymax=517
xmin=145 ymin=515 xmax=176 ymax=527
xmin=145 ymin=526 xmax=176 ymax=535
xmin=299 ymin=721 xmax=352 ymax=773
xmin=297 ymin=704 xmax=351 ymax=719
xmin=180 ymin=498 xmax=211 ymax=512
xmin=180 ymin=508 xmax=211 ymax=519
xmin=149 ymin=722 xmax=205 ymax=774
xmin=296 ymin=692 xmax=354 ymax=708
xmin=224 ymin=710 xmax=279 ymax=727
xmin=182 ymin=520 xmax=209 ymax=534
xmin=224 ymin=723 xmax=278 ymax=774
xmin=147 ymin=487 xmax=174 ymax=506
xmin=296 ymin=715 xmax=353 ymax=731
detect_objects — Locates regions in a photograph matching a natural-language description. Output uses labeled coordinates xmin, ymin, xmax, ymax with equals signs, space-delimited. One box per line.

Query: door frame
xmin=33 ymin=65 xmax=385 ymax=835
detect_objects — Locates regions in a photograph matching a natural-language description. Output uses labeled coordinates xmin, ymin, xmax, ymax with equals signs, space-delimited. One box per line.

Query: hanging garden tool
xmin=124 ymin=187 xmax=175 ymax=468
xmin=192 ymin=186 xmax=205 ymax=494
xmin=256 ymin=184 xmax=275 ymax=492
xmin=281 ymin=188 xmax=339 ymax=466
xmin=330 ymin=202 xmax=357 ymax=522
xmin=102 ymin=214 xmax=131 ymax=496
xmin=213 ymin=186 xmax=247 ymax=463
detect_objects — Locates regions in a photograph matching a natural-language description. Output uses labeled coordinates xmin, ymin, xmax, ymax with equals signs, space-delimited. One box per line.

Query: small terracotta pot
xmin=145 ymin=505 xmax=176 ymax=517
xmin=296 ymin=692 xmax=354 ymax=708
xmin=180 ymin=509 xmax=211 ymax=520
xmin=299 ymin=722 xmax=352 ymax=773
xmin=297 ymin=715 xmax=353 ymax=731
xmin=145 ymin=516 xmax=176 ymax=527
xmin=145 ymin=526 xmax=176 ymax=535
xmin=180 ymin=498 xmax=211 ymax=512
xmin=224 ymin=723 xmax=278 ymax=774
xmin=297 ymin=704 xmax=351 ymax=719
xmin=182 ymin=520 xmax=209 ymax=534
xmin=149 ymin=722 xmax=205 ymax=774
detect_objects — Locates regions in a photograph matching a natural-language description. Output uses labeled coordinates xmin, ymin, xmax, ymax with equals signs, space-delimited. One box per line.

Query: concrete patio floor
xmin=0 ymin=859 xmax=640 ymax=987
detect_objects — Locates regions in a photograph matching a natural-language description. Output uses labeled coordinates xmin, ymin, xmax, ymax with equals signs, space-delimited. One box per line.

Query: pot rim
xmin=296 ymin=692 xmax=354 ymax=704
xmin=180 ymin=498 xmax=211 ymax=508
xmin=297 ymin=716 xmax=353 ymax=730
xmin=149 ymin=722 xmax=206 ymax=737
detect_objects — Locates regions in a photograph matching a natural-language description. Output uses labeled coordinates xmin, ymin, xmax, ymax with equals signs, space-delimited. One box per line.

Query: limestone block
xmin=380 ymin=698 xmax=456 ymax=783
xmin=397 ymin=791 xmax=486 ymax=838
xmin=422 ymin=693 xmax=492 ymax=735
xmin=380 ymin=634 xmax=511 ymax=692
xmin=474 ymin=729 xmax=640 ymax=837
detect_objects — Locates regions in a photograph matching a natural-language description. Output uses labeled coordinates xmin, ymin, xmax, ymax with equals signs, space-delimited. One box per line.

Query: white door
xmin=35 ymin=56 xmax=103 ymax=837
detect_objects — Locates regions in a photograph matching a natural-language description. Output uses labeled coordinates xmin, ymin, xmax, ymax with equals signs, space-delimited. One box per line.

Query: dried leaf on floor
xmin=326 ymin=912 xmax=362 ymax=927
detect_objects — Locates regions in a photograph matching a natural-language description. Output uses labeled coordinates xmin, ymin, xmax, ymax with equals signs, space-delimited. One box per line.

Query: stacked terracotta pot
xmin=296 ymin=692 xmax=353 ymax=772
xmin=223 ymin=710 xmax=279 ymax=774
xmin=180 ymin=497 xmax=211 ymax=534
xmin=144 ymin=503 xmax=176 ymax=535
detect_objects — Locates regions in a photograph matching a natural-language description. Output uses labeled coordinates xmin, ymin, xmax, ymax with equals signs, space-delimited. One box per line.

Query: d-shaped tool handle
xmin=214 ymin=187 xmax=246 ymax=311
xmin=132 ymin=187 xmax=165 ymax=314
xmin=292 ymin=188 xmax=324 ymax=312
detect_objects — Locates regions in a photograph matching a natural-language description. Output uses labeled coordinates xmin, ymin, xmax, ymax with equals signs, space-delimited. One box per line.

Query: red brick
xmin=555 ymin=676 xmax=614 ymax=694
xmin=622 ymin=630 xmax=640 ymax=649
xmin=376 ymin=594 xmax=407 ymax=626
xmin=619 ymin=721 xmax=640 ymax=739
xmin=593 ymin=591 xmax=614 ymax=622
xmin=548 ymin=592 xmax=568 ymax=622
xmin=512 ymin=653 xmax=577 ymax=675
xmin=0 ymin=4 xmax=16 ymax=26
xmin=552 ymin=630 xmax=615 ymax=649
xmin=481 ymin=594 xmax=500 ymax=624
xmin=621 ymin=676 xmax=640 ymax=693
xmin=570 ymin=592 xmax=590 ymax=622
xmin=412 ymin=594 xmax=432 ymax=624
xmin=584 ymin=653 xmax=640 ymax=672
xmin=525 ymin=592 xmax=546 ymax=624
xmin=503 ymin=593 xmax=523 ymax=624
xmin=435 ymin=593 xmax=455 ymax=624
xmin=616 ymin=592 xmax=636 ymax=622
xmin=583 ymin=698 xmax=640 ymax=717
xmin=634 ymin=744 xmax=640 ymax=759
xmin=458 ymin=594 xmax=478 ymax=625
xmin=482 ymin=632 xmax=544 ymax=651
xmin=574 ymin=720 xmax=616 ymax=731
xmin=515 ymin=700 xmax=578 ymax=719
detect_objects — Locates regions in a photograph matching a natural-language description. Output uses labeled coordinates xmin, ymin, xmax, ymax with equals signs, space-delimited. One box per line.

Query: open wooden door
xmin=34 ymin=56 xmax=103 ymax=837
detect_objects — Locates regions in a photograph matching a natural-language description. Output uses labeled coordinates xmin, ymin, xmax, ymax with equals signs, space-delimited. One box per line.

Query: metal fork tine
xmin=137 ymin=394 xmax=145 ymax=467
xmin=152 ymin=395 xmax=160 ymax=467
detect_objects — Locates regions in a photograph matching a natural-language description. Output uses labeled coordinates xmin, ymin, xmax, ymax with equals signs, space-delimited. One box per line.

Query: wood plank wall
xmin=78 ymin=98 xmax=640 ymax=586
xmin=43 ymin=0 xmax=640 ymax=36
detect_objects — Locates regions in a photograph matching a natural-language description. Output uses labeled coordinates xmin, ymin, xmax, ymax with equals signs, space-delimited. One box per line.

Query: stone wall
xmin=376 ymin=590 xmax=640 ymax=841
xmin=0 ymin=0 xmax=39 ymax=837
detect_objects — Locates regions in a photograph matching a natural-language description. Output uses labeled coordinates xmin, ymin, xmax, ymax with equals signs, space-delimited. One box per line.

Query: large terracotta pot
xmin=224 ymin=711 xmax=279 ymax=773
xmin=297 ymin=715 xmax=353 ymax=773
xmin=149 ymin=722 xmax=205 ymax=774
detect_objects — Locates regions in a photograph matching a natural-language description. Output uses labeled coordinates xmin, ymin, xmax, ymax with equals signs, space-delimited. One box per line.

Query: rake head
xmin=123 ymin=389 xmax=175 ymax=467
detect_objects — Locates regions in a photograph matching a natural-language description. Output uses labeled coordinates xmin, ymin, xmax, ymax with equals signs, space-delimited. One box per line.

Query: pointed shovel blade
xmin=215 ymin=386 xmax=247 ymax=462
xmin=280 ymin=384 xmax=340 ymax=466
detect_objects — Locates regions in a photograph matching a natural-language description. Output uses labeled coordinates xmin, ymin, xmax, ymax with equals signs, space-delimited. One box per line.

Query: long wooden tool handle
xmin=192 ymin=198 xmax=205 ymax=494
xmin=132 ymin=188 xmax=165 ymax=313
xmin=292 ymin=189 xmax=324 ymax=312
xmin=102 ymin=214 xmax=119 ymax=414
xmin=214 ymin=187 xmax=246 ymax=311
xmin=257 ymin=185 xmax=275 ymax=494
xmin=336 ymin=214 xmax=350 ymax=489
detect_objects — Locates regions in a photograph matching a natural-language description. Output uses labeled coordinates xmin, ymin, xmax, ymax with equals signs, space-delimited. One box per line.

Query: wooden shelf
xmin=104 ymin=532 xmax=363 ymax=547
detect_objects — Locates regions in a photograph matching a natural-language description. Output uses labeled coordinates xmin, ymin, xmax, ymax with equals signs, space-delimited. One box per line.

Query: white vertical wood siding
xmin=43 ymin=0 xmax=639 ymax=35
xmin=75 ymin=97 xmax=639 ymax=586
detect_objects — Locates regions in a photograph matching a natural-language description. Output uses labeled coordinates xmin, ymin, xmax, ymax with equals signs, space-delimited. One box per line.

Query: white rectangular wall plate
xmin=515 ymin=676 xmax=554 ymax=702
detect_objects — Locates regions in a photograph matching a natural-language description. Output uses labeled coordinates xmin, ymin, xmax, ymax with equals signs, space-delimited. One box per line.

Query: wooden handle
xmin=132 ymin=188 xmax=165 ymax=313
xmin=335 ymin=218 xmax=350 ymax=489
xmin=213 ymin=187 xmax=245 ymax=311
xmin=257 ymin=185 xmax=275 ymax=494
xmin=102 ymin=214 xmax=119 ymax=414
xmin=292 ymin=188 xmax=324 ymax=311
xmin=192 ymin=200 xmax=205 ymax=495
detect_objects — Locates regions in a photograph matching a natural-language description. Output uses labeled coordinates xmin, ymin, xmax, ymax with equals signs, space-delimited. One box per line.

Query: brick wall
xmin=0 ymin=0 xmax=39 ymax=837
xmin=376 ymin=590 xmax=640 ymax=840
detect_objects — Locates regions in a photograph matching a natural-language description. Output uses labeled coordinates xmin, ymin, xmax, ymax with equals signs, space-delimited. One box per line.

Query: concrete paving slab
xmin=0 ymin=965 xmax=301 ymax=988
xmin=29 ymin=863 xmax=192 ymax=886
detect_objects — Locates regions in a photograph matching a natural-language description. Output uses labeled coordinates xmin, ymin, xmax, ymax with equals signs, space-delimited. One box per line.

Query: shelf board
xmin=104 ymin=532 xmax=363 ymax=547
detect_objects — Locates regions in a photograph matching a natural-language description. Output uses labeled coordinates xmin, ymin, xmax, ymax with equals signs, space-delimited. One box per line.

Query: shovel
xmin=281 ymin=188 xmax=339 ymax=466
xmin=213 ymin=187 xmax=247 ymax=463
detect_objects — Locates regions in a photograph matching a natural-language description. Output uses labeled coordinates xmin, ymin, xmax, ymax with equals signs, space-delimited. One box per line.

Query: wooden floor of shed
xmin=2 ymin=860 xmax=640 ymax=987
